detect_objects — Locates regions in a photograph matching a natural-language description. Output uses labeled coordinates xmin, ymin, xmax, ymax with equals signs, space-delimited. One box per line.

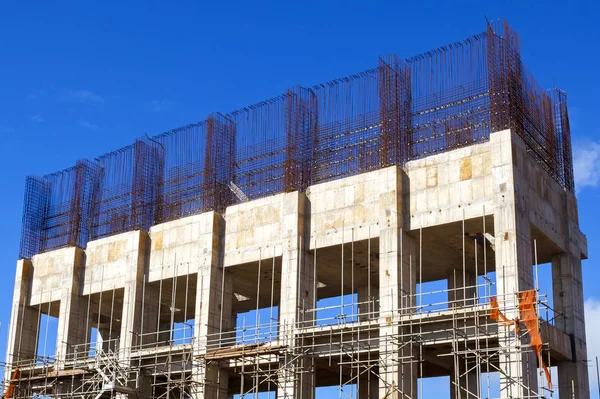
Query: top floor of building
xmin=18 ymin=20 xmax=576 ymax=260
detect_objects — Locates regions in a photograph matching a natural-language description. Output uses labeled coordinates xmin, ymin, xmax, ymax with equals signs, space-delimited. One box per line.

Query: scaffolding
xmin=3 ymin=204 xmax=577 ymax=398
xmin=6 ymin=19 xmax=586 ymax=399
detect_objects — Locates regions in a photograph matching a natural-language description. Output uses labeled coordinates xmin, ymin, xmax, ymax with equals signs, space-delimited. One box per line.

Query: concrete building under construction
xmin=2 ymin=20 xmax=590 ymax=399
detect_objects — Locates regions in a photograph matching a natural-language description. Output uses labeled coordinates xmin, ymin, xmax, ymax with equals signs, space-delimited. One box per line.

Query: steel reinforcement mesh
xmin=154 ymin=113 xmax=235 ymax=223
xmin=550 ymin=88 xmax=575 ymax=193
xmin=204 ymin=113 xmax=236 ymax=212
xmin=19 ymin=20 xmax=577 ymax=259
xmin=408 ymin=32 xmax=491 ymax=159
xmin=228 ymin=87 xmax=318 ymax=202
xmin=91 ymin=139 xmax=164 ymax=240
xmin=19 ymin=160 xmax=101 ymax=259
xmin=311 ymin=54 xmax=411 ymax=184
xmin=487 ymin=21 xmax=573 ymax=191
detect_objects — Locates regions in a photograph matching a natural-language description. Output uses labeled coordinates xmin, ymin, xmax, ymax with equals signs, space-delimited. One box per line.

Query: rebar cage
xmin=19 ymin=20 xmax=575 ymax=259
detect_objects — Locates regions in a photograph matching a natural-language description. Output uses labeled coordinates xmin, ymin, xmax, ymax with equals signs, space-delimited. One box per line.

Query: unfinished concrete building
xmin=3 ymin=20 xmax=589 ymax=399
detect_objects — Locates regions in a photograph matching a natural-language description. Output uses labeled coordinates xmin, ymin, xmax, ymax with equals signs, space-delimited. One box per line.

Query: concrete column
xmin=277 ymin=192 xmax=315 ymax=399
xmin=450 ymin=361 xmax=479 ymax=399
xmin=118 ymin=231 xmax=156 ymax=360
xmin=55 ymin=247 xmax=87 ymax=367
xmin=447 ymin=269 xmax=479 ymax=399
xmin=378 ymin=168 xmax=417 ymax=399
xmin=357 ymin=283 xmax=379 ymax=321
xmin=192 ymin=213 xmax=232 ymax=399
xmin=4 ymin=259 xmax=39 ymax=385
xmin=492 ymin=132 xmax=538 ymax=398
xmin=552 ymin=251 xmax=589 ymax=398
xmin=447 ymin=269 xmax=477 ymax=307
xmin=379 ymin=227 xmax=417 ymax=399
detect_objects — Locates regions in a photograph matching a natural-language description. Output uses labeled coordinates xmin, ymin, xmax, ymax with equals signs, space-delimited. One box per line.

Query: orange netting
xmin=489 ymin=290 xmax=551 ymax=389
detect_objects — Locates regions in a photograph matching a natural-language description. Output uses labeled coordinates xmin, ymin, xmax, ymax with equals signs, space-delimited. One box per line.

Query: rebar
xmin=18 ymin=20 xmax=575 ymax=261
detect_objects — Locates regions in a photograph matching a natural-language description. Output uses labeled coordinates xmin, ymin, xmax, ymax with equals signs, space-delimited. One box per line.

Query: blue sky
xmin=1 ymin=0 xmax=599 ymax=397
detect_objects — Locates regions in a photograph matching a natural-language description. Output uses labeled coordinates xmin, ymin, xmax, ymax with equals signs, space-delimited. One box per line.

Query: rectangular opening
xmin=315 ymin=294 xmax=358 ymax=326
xmin=36 ymin=312 xmax=58 ymax=364
xmin=417 ymin=279 xmax=448 ymax=313
xmin=231 ymin=393 xmax=275 ymax=399
xmin=420 ymin=376 xmax=449 ymax=398
xmin=316 ymin=385 xmax=356 ymax=398
xmin=479 ymin=372 xmax=500 ymax=398
xmin=478 ymin=271 xmax=496 ymax=302
xmin=235 ymin=306 xmax=279 ymax=345
xmin=172 ymin=319 xmax=194 ymax=345
xmin=87 ymin=288 xmax=124 ymax=353
xmin=88 ymin=326 xmax=98 ymax=357
xmin=535 ymin=262 xmax=555 ymax=324
xmin=142 ymin=275 xmax=197 ymax=349
xmin=314 ymin=239 xmax=379 ymax=326
xmin=231 ymin=258 xmax=281 ymax=346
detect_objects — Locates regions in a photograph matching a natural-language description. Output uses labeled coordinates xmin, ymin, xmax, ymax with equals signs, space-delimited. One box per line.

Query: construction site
xmin=2 ymin=20 xmax=589 ymax=399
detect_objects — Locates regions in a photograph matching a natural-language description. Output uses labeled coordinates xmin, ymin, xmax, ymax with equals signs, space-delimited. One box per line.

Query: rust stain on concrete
xmin=153 ymin=232 xmax=163 ymax=250
xmin=460 ymin=157 xmax=472 ymax=181
xmin=426 ymin=166 xmax=438 ymax=188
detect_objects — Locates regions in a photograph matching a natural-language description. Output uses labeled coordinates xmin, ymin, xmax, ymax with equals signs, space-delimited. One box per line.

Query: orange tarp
xmin=2 ymin=366 xmax=19 ymax=399
xmin=490 ymin=296 xmax=520 ymax=333
xmin=519 ymin=290 xmax=551 ymax=389
xmin=489 ymin=290 xmax=551 ymax=389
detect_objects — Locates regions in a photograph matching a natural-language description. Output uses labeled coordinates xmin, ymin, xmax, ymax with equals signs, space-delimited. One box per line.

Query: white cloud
xmin=58 ymin=90 xmax=103 ymax=104
xmin=78 ymin=120 xmax=98 ymax=130
xmin=30 ymin=113 xmax=44 ymax=123
xmin=573 ymin=142 xmax=600 ymax=192
xmin=586 ymin=297 xmax=600 ymax=397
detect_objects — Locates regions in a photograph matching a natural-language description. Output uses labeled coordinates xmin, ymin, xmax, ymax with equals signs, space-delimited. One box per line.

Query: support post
xmin=118 ymin=231 xmax=156 ymax=360
xmin=378 ymin=167 xmax=418 ymax=399
xmin=277 ymin=192 xmax=315 ymax=399
xmin=192 ymin=213 xmax=232 ymax=399
xmin=491 ymin=130 xmax=538 ymax=398
xmin=55 ymin=247 xmax=87 ymax=368
xmin=552 ymin=250 xmax=589 ymax=398
xmin=4 ymin=259 xmax=39 ymax=387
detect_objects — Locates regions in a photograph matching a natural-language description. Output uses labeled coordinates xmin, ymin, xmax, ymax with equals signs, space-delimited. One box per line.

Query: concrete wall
xmin=30 ymin=246 xmax=83 ymax=306
xmin=149 ymin=212 xmax=219 ymax=281
xmin=224 ymin=194 xmax=290 ymax=265
xmin=405 ymin=137 xmax=494 ymax=229
xmin=83 ymin=230 xmax=147 ymax=295
xmin=306 ymin=167 xmax=394 ymax=247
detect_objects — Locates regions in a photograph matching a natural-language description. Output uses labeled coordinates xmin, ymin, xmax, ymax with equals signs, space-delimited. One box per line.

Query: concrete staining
xmin=4 ymin=130 xmax=590 ymax=398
